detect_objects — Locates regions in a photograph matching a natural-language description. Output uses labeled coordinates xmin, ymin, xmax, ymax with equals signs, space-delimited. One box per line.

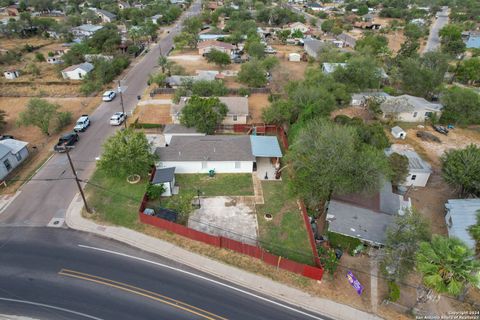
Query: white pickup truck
xmin=74 ymin=115 xmax=90 ymax=132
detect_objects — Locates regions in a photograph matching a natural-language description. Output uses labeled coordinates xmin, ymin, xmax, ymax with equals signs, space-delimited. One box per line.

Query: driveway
xmin=423 ymin=6 xmax=449 ymax=53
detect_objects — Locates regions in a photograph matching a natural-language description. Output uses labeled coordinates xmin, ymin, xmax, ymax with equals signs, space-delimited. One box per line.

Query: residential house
xmin=337 ymin=33 xmax=356 ymax=47
xmin=118 ymin=1 xmax=131 ymax=9
xmin=166 ymin=71 xmax=217 ymax=88
xmin=61 ymin=62 xmax=94 ymax=80
xmin=152 ymin=167 xmax=176 ymax=197
xmin=155 ymin=135 xmax=282 ymax=177
xmin=445 ymin=199 xmax=480 ymax=250
xmin=288 ymin=52 xmax=301 ymax=62
xmin=305 ymin=3 xmax=323 ymax=11
xmin=303 ymin=38 xmax=329 ymax=59
xmin=71 ymin=24 xmax=103 ymax=38
xmin=198 ymin=40 xmax=236 ymax=56
xmin=465 ymin=32 xmax=480 ymax=49
xmin=362 ymin=13 xmax=374 ymax=22
xmin=94 ymin=9 xmax=117 ymax=23
xmin=47 ymin=56 xmax=63 ymax=64
xmin=390 ymin=126 xmax=406 ymax=140
xmin=380 ymin=95 xmax=443 ymax=122
xmin=385 ymin=145 xmax=432 ymax=187
xmin=326 ymin=181 xmax=411 ymax=246
xmin=171 ymin=96 xmax=249 ymax=125
xmin=0 ymin=139 xmax=29 ymax=181
xmin=287 ymin=22 xmax=309 ymax=34
xmin=353 ymin=21 xmax=382 ymax=30
xmin=199 ymin=34 xmax=228 ymax=41
xmin=163 ymin=124 xmax=206 ymax=145
xmin=151 ymin=14 xmax=163 ymax=24
xmin=410 ymin=18 xmax=426 ymax=26
xmin=321 ymin=62 xmax=347 ymax=74
xmin=351 ymin=91 xmax=390 ymax=107
xmin=3 ymin=70 xmax=20 ymax=79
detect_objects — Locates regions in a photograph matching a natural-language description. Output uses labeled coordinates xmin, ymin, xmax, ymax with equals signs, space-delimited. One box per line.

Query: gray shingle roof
xmin=152 ymin=167 xmax=175 ymax=184
xmin=380 ymin=95 xmax=443 ymax=114
xmin=96 ymin=9 xmax=116 ymax=19
xmin=0 ymin=144 xmax=10 ymax=159
xmin=163 ymin=124 xmax=200 ymax=134
xmin=303 ymin=38 xmax=328 ymax=57
xmin=385 ymin=147 xmax=432 ymax=174
xmin=171 ymin=97 xmax=248 ymax=116
xmin=156 ymin=135 xmax=255 ymax=161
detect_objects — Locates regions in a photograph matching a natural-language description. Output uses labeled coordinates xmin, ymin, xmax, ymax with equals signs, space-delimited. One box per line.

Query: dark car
xmin=54 ymin=132 xmax=79 ymax=152
xmin=433 ymin=125 xmax=449 ymax=135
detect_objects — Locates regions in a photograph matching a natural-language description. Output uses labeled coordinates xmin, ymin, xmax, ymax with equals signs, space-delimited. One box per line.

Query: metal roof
xmin=466 ymin=35 xmax=480 ymax=49
xmin=0 ymin=139 xmax=28 ymax=155
xmin=445 ymin=199 xmax=480 ymax=250
xmin=152 ymin=167 xmax=175 ymax=184
xmin=250 ymin=136 xmax=282 ymax=158
xmin=380 ymin=95 xmax=443 ymax=114
xmin=385 ymin=147 xmax=432 ymax=173
xmin=0 ymin=144 xmax=10 ymax=159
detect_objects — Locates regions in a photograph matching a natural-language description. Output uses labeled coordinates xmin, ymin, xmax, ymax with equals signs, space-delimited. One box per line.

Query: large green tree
xmin=237 ymin=59 xmax=267 ymax=87
xmin=388 ymin=152 xmax=410 ymax=186
xmin=287 ymin=119 xmax=392 ymax=207
xmin=440 ymin=86 xmax=480 ymax=126
xmin=17 ymin=98 xmax=60 ymax=136
xmin=333 ymin=55 xmax=383 ymax=91
xmin=180 ymin=96 xmax=228 ymax=134
xmin=456 ymin=57 xmax=480 ymax=85
xmin=441 ymin=144 xmax=480 ymax=198
xmin=355 ymin=33 xmax=389 ymax=56
xmin=98 ymin=129 xmax=156 ymax=178
xmin=439 ymin=24 xmax=466 ymax=56
xmin=206 ymin=49 xmax=231 ymax=69
xmin=416 ymin=235 xmax=480 ymax=296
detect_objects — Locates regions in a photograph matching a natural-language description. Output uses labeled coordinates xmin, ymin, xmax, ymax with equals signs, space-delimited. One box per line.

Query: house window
xmin=235 ymin=161 xmax=241 ymax=169
xmin=411 ymin=175 xmax=417 ymax=181
xmin=4 ymin=159 xmax=11 ymax=171
xmin=413 ymin=112 xmax=418 ymax=118
xmin=15 ymin=153 xmax=22 ymax=161
xmin=78 ymin=72 xmax=82 ymax=78
xmin=202 ymin=161 xmax=207 ymax=169
xmin=233 ymin=115 xmax=238 ymax=121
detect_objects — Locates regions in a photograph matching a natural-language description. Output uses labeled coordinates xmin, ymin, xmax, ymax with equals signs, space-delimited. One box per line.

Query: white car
xmin=110 ymin=112 xmax=127 ymax=126
xmin=102 ymin=90 xmax=116 ymax=102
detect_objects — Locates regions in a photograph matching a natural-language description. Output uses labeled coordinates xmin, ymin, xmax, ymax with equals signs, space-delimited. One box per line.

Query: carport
xmin=250 ymin=136 xmax=283 ymax=180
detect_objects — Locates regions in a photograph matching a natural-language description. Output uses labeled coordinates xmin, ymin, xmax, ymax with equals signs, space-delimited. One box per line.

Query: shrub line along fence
xmin=149 ymin=87 xmax=271 ymax=97
xmin=138 ymin=125 xmax=323 ymax=280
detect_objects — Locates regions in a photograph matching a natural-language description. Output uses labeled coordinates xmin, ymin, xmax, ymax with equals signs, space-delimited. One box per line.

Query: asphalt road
xmin=0 ymin=1 xmax=202 ymax=227
xmin=0 ymin=227 xmax=327 ymax=320
xmin=423 ymin=6 xmax=449 ymax=53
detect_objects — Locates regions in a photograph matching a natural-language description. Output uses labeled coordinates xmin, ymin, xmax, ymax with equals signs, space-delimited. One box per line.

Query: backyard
xmin=256 ymin=179 xmax=314 ymax=265
xmin=174 ymin=173 xmax=254 ymax=196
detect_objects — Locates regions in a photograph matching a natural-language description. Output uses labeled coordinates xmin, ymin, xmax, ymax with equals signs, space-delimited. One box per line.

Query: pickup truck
xmin=54 ymin=132 xmax=79 ymax=152
xmin=74 ymin=115 xmax=90 ymax=132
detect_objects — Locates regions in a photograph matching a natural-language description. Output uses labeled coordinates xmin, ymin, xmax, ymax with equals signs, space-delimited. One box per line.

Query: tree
xmin=17 ymin=98 xmax=60 ymax=136
xmin=0 ymin=110 xmax=7 ymax=132
xmin=246 ymin=41 xmax=265 ymax=59
xmin=261 ymin=56 xmax=279 ymax=72
xmin=382 ymin=208 xmax=431 ymax=281
xmin=276 ymin=29 xmax=291 ymax=44
xmin=416 ymin=235 xmax=480 ymax=296
xmin=206 ymin=49 xmax=231 ymax=69
xmin=439 ymin=24 xmax=466 ymax=56
xmin=148 ymin=72 xmax=166 ymax=87
xmin=468 ymin=211 xmax=480 ymax=254
xmin=98 ymin=129 xmax=156 ymax=178
xmin=440 ymin=86 xmax=480 ymax=126
xmin=237 ymin=60 xmax=267 ymax=87
xmin=180 ymin=96 xmax=228 ymax=134
xmin=388 ymin=152 xmax=409 ymax=185
xmin=158 ymin=55 xmax=174 ymax=74
xmin=321 ymin=19 xmax=335 ymax=33
xmin=355 ymin=33 xmax=389 ymax=56
xmin=288 ymin=119 xmax=392 ymax=207
xmin=190 ymin=80 xmax=227 ymax=96
xmin=333 ymin=55 xmax=382 ymax=91
xmin=441 ymin=144 xmax=480 ymax=198
xmin=404 ymin=23 xmax=424 ymax=40
xmin=456 ymin=57 xmax=480 ymax=85
xmin=174 ymin=32 xmax=198 ymax=50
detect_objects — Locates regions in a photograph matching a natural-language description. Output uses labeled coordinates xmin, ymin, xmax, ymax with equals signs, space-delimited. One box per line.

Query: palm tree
xmin=416 ymin=235 xmax=480 ymax=296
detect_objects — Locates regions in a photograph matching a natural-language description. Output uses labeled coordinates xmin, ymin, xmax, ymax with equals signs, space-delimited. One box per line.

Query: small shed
xmin=391 ymin=126 xmax=406 ymax=139
xmin=288 ymin=52 xmax=301 ymax=62
xmin=47 ymin=56 xmax=63 ymax=64
xmin=152 ymin=167 xmax=176 ymax=197
xmin=4 ymin=70 xmax=20 ymax=79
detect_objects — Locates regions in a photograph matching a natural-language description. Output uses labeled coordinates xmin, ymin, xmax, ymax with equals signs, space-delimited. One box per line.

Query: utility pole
xmin=117 ymin=80 xmax=127 ymax=129
xmin=65 ymin=147 xmax=91 ymax=213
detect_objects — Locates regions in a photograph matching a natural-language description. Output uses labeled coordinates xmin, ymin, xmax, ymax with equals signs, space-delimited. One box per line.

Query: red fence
xmin=139 ymin=212 xmax=324 ymax=280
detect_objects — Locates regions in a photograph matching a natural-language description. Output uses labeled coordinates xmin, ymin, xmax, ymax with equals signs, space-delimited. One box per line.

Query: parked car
xmin=54 ymin=132 xmax=79 ymax=152
xmin=102 ymin=90 xmax=116 ymax=102
xmin=433 ymin=125 xmax=449 ymax=135
xmin=110 ymin=112 xmax=127 ymax=126
xmin=74 ymin=115 xmax=90 ymax=132
xmin=0 ymin=135 xmax=14 ymax=140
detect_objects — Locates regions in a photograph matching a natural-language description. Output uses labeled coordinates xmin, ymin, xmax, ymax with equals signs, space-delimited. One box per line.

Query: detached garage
xmin=288 ymin=52 xmax=301 ymax=62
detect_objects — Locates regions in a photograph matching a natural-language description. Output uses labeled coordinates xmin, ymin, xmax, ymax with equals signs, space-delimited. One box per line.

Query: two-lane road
xmin=0 ymin=227 xmax=328 ymax=320
xmin=0 ymin=1 xmax=201 ymax=227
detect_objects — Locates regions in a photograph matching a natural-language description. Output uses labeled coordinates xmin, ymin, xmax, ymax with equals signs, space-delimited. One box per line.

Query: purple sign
xmin=346 ymin=271 xmax=364 ymax=295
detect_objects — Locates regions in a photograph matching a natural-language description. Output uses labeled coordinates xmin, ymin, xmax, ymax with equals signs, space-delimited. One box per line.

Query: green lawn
xmin=85 ymin=168 xmax=148 ymax=229
xmin=256 ymin=179 xmax=314 ymax=265
xmin=174 ymin=173 xmax=254 ymax=196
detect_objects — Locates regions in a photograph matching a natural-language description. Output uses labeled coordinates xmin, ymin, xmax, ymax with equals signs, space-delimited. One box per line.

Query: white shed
xmin=152 ymin=167 xmax=176 ymax=197
xmin=391 ymin=126 xmax=406 ymax=139
xmin=288 ymin=52 xmax=301 ymax=62
xmin=4 ymin=70 xmax=20 ymax=79
xmin=47 ymin=56 xmax=63 ymax=64
xmin=61 ymin=62 xmax=94 ymax=80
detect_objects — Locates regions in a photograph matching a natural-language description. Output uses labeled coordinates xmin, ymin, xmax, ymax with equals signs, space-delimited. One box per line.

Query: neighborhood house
xmin=380 ymin=95 xmax=443 ymax=122
xmin=0 ymin=139 xmax=29 ymax=181
xmin=71 ymin=24 xmax=103 ymax=39
xmin=385 ymin=145 xmax=432 ymax=187
xmin=198 ymin=40 xmax=236 ymax=56
xmin=163 ymin=124 xmax=206 ymax=145
xmin=61 ymin=62 xmax=94 ymax=80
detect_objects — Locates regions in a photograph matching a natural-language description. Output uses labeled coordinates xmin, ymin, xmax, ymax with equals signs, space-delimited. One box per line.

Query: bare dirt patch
xmin=331 ymin=106 xmax=373 ymax=121
xmin=248 ymin=94 xmax=270 ymax=123
xmin=133 ymin=103 xmax=172 ymax=124
xmin=168 ymin=50 xmax=241 ymax=76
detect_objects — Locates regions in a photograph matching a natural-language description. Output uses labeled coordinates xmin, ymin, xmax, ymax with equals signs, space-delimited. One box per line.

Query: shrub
xmin=146 ymin=183 xmax=165 ymax=200
xmin=327 ymin=232 xmax=363 ymax=255
xmin=35 ymin=52 xmax=45 ymax=62
xmin=55 ymin=111 xmax=73 ymax=132
xmin=318 ymin=246 xmax=339 ymax=277
xmin=238 ymin=87 xmax=250 ymax=96
xmin=387 ymin=281 xmax=400 ymax=302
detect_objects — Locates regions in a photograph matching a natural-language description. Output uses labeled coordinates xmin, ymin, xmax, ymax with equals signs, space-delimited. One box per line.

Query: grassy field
xmin=256 ymin=179 xmax=314 ymax=265
xmin=174 ymin=173 xmax=254 ymax=196
xmin=85 ymin=168 xmax=147 ymax=229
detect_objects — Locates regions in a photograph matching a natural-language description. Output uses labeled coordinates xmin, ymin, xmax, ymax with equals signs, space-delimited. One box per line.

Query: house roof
xmin=351 ymin=91 xmax=390 ymax=102
xmin=0 ymin=138 xmax=28 ymax=154
xmin=171 ymin=97 xmax=248 ymax=116
xmin=445 ymin=199 xmax=480 ymax=250
xmin=199 ymin=34 xmax=227 ymax=40
xmin=288 ymin=22 xmax=308 ymax=29
xmin=163 ymin=124 xmax=202 ymax=134
xmin=96 ymin=9 xmax=116 ymax=19
xmin=337 ymin=33 xmax=357 ymax=46
xmin=152 ymin=167 xmax=175 ymax=184
xmin=156 ymin=135 xmax=255 ymax=162
xmin=0 ymin=144 xmax=10 ymax=158
xmin=308 ymin=3 xmax=322 ymax=8
xmin=327 ymin=199 xmax=396 ymax=245
xmin=250 ymin=136 xmax=283 ymax=158
xmin=466 ymin=35 xmax=480 ymax=49
xmin=197 ymin=40 xmax=235 ymax=50
xmin=74 ymin=24 xmax=103 ymax=33
xmin=380 ymin=95 xmax=443 ymax=114
xmin=385 ymin=145 xmax=432 ymax=173
xmin=62 ymin=62 xmax=94 ymax=73
xmin=322 ymin=62 xmax=347 ymax=73
xmin=304 ymin=38 xmax=328 ymax=55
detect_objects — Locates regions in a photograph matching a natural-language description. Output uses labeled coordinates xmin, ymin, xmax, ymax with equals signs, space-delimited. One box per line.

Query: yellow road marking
xmin=58 ymin=268 xmax=227 ymax=320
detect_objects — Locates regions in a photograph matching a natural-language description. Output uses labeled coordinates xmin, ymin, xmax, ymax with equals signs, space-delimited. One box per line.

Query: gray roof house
xmin=71 ymin=24 xmax=103 ymax=38
xmin=94 ymin=9 xmax=117 ymax=23
xmin=163 ymin=124 xmax=206 ymax=144
xmin=445 ymin=199 xmax=480 ymax=250
xmin=380 ymin=95 xmax=443 ymax=122
xmin=321 ymin=62 xmax=347 ymax=74
xmin=0 ymin=139 xmax=29 ymax=181
xmin=351 ymin=91 xmax=390 ymax=106
xmin=385 ymin=145 xmax=432 ymax=187
xmin=327 ymin=180 xmax=411 ymax=246
xmin=303 ymin=38 xmax=329 ymax=59
xmin=337 ymin=33 xmax=356 ymax=47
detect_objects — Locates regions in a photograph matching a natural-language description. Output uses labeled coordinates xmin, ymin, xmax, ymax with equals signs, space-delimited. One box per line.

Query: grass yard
xmin=85 ymin=168 xmax=147 ymax=229
xmin=175 ymin=173 xmax=254 ymax=196
xmin=256 ymin=179 xmax=314 ymax=265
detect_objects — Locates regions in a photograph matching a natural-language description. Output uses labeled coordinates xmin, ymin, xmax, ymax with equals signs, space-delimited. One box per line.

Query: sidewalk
xmin=65 ymin=193 xmax=383 ymax=320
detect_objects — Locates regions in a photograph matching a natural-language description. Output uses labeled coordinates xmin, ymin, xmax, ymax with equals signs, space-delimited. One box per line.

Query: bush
xmin=55 ymin=111 xmax=73 ymax=132
xmin=387 ymin=281 xmax=400 ymax=302
xmin=318 ymin=246 xmax=339 ymax=277
xmin=146 ymin=183 xmax=165 ymax=200
xmin=327 ymin=231 xmax=363 ymax=255
xmin=238 ymin=87 xmax=250 ymax=96
xmin=35 ymin=52 xmax=45 ymax=62
xmin=165 ymin=192 xmax=195 ymax=225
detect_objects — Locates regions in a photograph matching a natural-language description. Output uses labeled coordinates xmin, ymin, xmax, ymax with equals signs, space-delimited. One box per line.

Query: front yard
xmin=174 ymin=173 xmax=254 ymax=196
xmin=256 ymin=179 xmax=314 ymax=265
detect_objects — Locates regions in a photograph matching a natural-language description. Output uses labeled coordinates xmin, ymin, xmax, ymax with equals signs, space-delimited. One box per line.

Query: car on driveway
xmin=54 ymin=132 xmax=79 ymax=152
xmin=74 ymin=115 xmax=90 ymax=132
xmin=102 ymin=90 xmax=116 ymax=102
xmin=110 ymin=112 xmax=127 ymax=126
xmin=433 ymin=125 xmax=449 ymax=135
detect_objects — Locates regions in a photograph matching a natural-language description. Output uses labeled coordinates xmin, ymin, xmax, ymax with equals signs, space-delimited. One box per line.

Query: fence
xmin=149 ymin=87 xmax=271 ymax=97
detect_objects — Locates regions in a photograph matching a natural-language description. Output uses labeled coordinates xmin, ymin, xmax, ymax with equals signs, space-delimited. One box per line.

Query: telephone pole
xmin=65 ymin=147 xmax=91 ymax=213
xmin=117 ymin=80 xmax=127 ymax=129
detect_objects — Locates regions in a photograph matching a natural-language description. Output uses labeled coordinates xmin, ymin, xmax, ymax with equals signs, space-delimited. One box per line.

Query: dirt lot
xmin=133 ymin=94 xmax=172 ymax=124
xmin=248 ymin=94 xmax=270 ymax=123
xmin=331 ymin=106 xmax=373 ymax=121
xmin=168 ymin=50 xmax=241 ymax=75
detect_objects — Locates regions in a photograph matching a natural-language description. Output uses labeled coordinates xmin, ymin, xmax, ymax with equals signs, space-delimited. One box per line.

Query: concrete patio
xmin=255 ymin=157 xmax=281 ymax=181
